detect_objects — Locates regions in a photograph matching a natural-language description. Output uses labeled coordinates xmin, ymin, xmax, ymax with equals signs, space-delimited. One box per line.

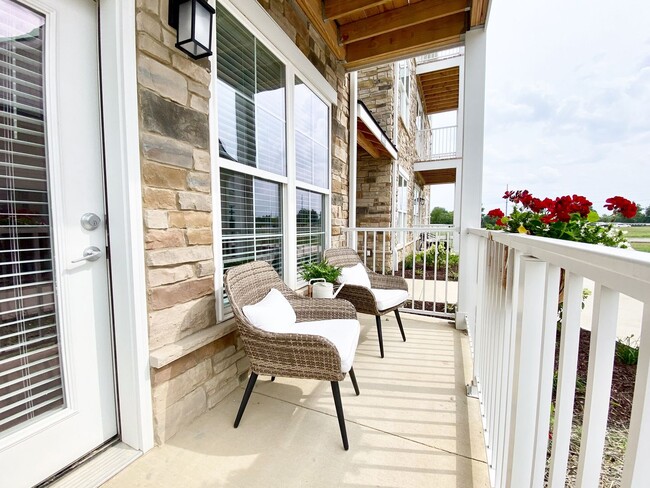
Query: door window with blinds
xmin=216 ymin=3 xmax=330 ymax=311
xmin=0 ymin=3 xmax=64 ymax=434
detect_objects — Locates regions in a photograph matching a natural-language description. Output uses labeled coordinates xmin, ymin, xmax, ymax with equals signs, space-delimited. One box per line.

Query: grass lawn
xmin=631 ymin=242 xmax=650 ymax=253
xmin=623 ymin=226 xmax=650 ymax=238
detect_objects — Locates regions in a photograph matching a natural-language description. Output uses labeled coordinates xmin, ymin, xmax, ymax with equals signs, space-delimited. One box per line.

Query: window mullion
xmin=285 ymin=66 xmax=297 ymax=288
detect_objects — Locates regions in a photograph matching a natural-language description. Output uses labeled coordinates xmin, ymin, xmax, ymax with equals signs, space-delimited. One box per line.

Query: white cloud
xmin=482 ymin=0 xmax=650 ymax=214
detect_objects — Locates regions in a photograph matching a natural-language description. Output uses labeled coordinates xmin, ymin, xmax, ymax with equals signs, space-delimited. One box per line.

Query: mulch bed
xmin=556 ymin=327 xmax=636 ymax=429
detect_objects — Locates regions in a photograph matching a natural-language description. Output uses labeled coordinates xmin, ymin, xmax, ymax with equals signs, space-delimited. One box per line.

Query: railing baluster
xmin=548 ymin=272 xmax=584 ymax=487
xmin=373 ymin=230 xmax=377 ymax=273
xmin=363 ymin=231 xmax=367 ymax=267
xmin=576 ymin=285 xmax=620 ymax=486
xmin=622 ymin=303 xmax=650 ymax=487
xmin=531 ymin=264 xmax=561 ymax=486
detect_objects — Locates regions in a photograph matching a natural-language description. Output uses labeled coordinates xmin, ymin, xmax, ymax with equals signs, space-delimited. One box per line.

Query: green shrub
xmin=405 ymin=244 xmax=459 ymax=270
xmin=615 ymin=335 xmax=640 ymax=365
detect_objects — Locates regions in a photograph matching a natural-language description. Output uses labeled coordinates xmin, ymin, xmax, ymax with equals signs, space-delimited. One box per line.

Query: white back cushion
xmin=242 ymin=288 xmax=296 ymax=333
xmin=339 ymin=262 xmax=371 ymax=288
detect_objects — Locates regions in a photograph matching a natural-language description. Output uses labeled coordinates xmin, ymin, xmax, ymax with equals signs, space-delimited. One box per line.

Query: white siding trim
xmin=99 ymin=0 xmax=153 ymax=452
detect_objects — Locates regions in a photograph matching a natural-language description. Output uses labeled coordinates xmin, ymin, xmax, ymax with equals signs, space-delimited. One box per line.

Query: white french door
xmin=0 ymin=0 xmax=117 ymax=486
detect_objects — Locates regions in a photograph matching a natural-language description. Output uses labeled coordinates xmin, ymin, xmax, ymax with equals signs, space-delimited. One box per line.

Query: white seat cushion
xmin=371 ymin=288 xmax=409 ymax=311
xmin=294 ymin=319 xmax=360 ymax=373
xmin=338 ymin=262 xmax=371 ymax=288
xmin=242 ymin=288 xmax=296 ymax=333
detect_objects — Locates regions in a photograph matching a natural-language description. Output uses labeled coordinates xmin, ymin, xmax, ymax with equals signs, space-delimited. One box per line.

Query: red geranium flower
xmin=604 ymin=196 xmax=637 ymax=219
xmin=487 ymin=208 xmax=504 ymax=219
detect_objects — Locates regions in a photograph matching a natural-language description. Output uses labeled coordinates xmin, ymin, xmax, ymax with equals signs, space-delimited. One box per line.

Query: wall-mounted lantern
xmin=168 ymin=0 xmax=215 ymax=60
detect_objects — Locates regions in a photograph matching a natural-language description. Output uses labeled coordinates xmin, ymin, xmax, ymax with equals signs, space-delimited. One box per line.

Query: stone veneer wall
xmin=356 ymin=60 xmax=431 ymax=268
xmin=356 ymin=64 xmax=395 ymax=233
xmin=135 ymin=0 xmax=350 ymax=444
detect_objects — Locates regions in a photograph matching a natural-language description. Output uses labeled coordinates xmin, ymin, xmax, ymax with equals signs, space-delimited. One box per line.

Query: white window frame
xmin=395 ymin=167 xmax=409 ymax=248
xmin=398 ymin=60 xmax=410 ymax=128
xmin=212 ymin=0 xmax=332 ymax=321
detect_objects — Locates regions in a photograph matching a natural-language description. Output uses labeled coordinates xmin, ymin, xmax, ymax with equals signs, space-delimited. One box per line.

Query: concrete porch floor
xmin=103 ymin=314 xmax=489 ymax=488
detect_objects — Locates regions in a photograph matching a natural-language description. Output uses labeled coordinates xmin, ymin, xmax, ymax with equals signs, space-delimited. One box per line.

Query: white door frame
xmin=98 ymin=0 xmax=154 ymax=452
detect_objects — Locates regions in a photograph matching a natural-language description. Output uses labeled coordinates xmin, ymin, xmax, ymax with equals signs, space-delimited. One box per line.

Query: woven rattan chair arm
xmin=290 ymin=297 xmax=357 ymax=321
xmin=368 ymin=272 xmax=408 ymax=291
xmin=238 ymin=323 xmax=344 ymax=381
xmin=333 ymin=284 xmax=380 ymax=316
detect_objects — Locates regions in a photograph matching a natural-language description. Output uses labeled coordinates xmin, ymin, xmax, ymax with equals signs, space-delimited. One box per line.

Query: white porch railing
xmin=416 ymin=47 xmax=463 ymax=64
xmin=343 ymin=226 xmax=458 ymax=318
xmin=416 ymin=126 xmax=458 ymax=161
xmin=469 ymin=229 xmax=650 ymax=487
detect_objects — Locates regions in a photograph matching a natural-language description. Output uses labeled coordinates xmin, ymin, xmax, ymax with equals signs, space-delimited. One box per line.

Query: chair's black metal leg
xmin=375 ymin=315 xmax=384 ymax=358
xmin=234 ymin=372 xmax=258 ymax=428
xmin=394 ymin=309 xmax=406 ymax=342
xmin=348 ymin=367 xmax=360 ymax=396
xmin=331 ymin=381 xmax=349 ymax=450
xmin=271 ymin=376 xmax=275 ymax=382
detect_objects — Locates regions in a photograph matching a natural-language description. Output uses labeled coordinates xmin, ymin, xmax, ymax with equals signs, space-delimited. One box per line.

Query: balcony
xmin=416 ymin=126 xmax=459 ymax=162
xmin=102 ymin=225 xmax=649 ymax=487
xmin=104 ymin=312 xmax=490 ymax=487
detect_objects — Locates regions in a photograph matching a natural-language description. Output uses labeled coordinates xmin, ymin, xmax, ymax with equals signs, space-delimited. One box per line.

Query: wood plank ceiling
xmin=295 ymin=0 xmax=490 ymax=71
xmin=418 ymin=66 xmax=459 ymax=114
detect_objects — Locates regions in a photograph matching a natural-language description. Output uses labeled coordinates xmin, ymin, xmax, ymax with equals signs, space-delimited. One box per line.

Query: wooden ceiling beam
xmin=296 ymin=0 xmax=346 ymax=59
xmin=324 ymin=0 xmax=392 ymax=21
xmin=345 ymin=12 xmax=466 ymax=71
xmin=420 ymin=78 xmax=458 ymax=88
xmin=471 ymin=0 xmax=490 ymax=27
xmin=339 ymin=0 xmax=468 ymax=45
xmin=357 ymin=131 xmax=382 ymax=158
xmin=425 ymin=93 xmax=458 ymax=102
xmin=425 ymin=103 xmax=459 ymax=115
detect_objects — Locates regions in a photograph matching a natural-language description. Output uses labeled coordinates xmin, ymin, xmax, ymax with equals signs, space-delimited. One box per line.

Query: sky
xmin=432 ymin=0 xmax=650 ymax=215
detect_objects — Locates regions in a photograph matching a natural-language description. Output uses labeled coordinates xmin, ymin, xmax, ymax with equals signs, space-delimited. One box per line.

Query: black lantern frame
xmin=168 ymin=0 xmax=215 ymax=60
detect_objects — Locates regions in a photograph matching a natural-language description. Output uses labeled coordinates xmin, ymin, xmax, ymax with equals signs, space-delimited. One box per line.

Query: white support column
xmin=456 ymin=28 xmax=487 ymax=330
xmin=349 ymin=71 xmax=358 ymax=250
xmin=455 ymin=55 xmax=465 ymax=158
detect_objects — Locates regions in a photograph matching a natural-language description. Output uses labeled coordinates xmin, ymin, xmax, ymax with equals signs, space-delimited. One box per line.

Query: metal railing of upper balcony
xmin=416 ymin=126 xmax=458 ymax=161
xmin=344 ymin=226 xmax=459 ymax=318
xmin=468 ymin=229 xmax=650 ymax=487
xmin=416 ymin=47 xmax=463 ymax=64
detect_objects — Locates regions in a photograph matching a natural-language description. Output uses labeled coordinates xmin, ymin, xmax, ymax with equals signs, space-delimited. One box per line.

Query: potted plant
xmin=299 ymin=260 xmax=342 ymax=298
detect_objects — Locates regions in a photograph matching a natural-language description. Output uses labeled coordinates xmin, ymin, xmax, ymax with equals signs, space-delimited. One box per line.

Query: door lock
xmin=80 ymin=212 xmax=101 ymax=231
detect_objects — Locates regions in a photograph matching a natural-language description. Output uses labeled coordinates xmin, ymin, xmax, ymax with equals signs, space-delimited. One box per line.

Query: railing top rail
xmin=345 ymin=226 xmax=458 ymax=233
xmin=417 ymin=126 xmax=457 ymax=133
xmin=470 ymin=228 xmax=650 ymax=301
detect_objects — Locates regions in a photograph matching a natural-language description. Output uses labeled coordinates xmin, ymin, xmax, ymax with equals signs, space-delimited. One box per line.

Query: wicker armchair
xmin=223 ymin=260 xmax=360 ymax=450
xmin=324 ymin=247 xmax=408 ymax=358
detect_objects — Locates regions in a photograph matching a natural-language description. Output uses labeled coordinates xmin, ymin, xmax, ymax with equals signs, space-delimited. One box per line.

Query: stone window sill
xmin=149 ymin=319 xmax=237 ymax=369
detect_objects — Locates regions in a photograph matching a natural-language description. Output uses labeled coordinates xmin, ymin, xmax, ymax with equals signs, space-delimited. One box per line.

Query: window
xmin=414 ymin=186 xmax=421 ymax=218
xmin=216 ymin=7 xmax=286 ymax=175
xmin=295 ymin=79 xmax=328 ymax=188
xmin=398 ymin=60 xmax=410 ymax=126
xmin=215 ymin=4 xmax=330 ymax=312
xmin=220 ymin=169 xmax=283 ymax=275
xmin=296 ymin=189 xmax=325 ymax=278
xmin=295 ymin=79 xmax=328 ymax=276
xmin=396 ymin=171 xmax=408 ymax=245
xmin=415 ymin=96 xmax=424 ymax=131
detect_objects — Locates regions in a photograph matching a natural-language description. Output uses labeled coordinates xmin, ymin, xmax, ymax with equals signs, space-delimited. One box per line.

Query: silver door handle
xmin=71 ymin=246 xmax=102 ymax=263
